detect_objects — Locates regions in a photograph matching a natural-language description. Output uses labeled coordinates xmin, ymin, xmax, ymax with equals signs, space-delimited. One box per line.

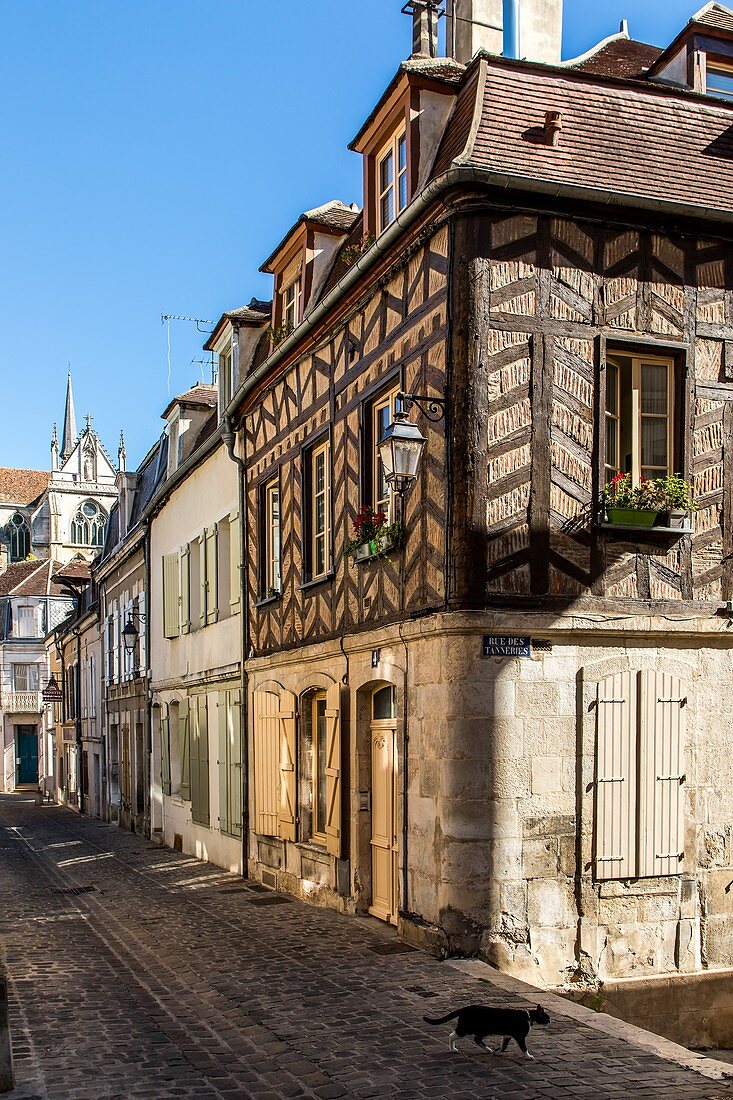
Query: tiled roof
xmin=225 ymin=299 xmax=272 ymax=324
xmin=129 ymin=436 xmax=167 ymax=528
xmin=568 ymin=36 xmax=662 ymax=79
xmin=162 ymin=383 xmax=218 ymax=420
xmin=303 ymin=201 xmax=361 ymax=233
xmin=16 ymin=560 xmax=54 ymax=596
xmin=694 ymin=2 xmax=733 ymax=33
xmin=53 ymin=556 xmax=91 ymax=583
xmin=0 ymin=468 xmax=50 ymax=507
xmin=437 ymin=57 xmax=733 ymax=223
xmin=0 ymin=560 xmax=46 ymax=595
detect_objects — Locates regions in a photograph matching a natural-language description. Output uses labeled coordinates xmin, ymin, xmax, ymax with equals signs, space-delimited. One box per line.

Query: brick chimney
xmin=446 ymin=0 xmax=563 ymax=64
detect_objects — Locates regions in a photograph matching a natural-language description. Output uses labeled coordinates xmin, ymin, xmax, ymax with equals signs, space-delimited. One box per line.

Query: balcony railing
xmin=4 ymin=691 xmax=43 ymax=714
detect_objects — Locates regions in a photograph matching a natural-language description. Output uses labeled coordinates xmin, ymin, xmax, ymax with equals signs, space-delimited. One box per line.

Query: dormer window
xmin=218 ymin=343 xmax=233 ymax=408
xmin=283 ymin=276 xmax=302 ymax=330
xmin=378 ymin=128 xmax=408 ymax=233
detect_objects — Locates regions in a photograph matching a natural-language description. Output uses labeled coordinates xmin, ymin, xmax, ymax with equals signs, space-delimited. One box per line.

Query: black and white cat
xmin=424 ymin=1003 xmax=550 ymax=1059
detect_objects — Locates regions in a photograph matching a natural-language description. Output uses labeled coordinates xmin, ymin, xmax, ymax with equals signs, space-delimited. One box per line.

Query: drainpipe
xmin=222 ymin=413 xmax=250 ymax=878
xmin=75 ymin=625 xmax=83 ymax=813
xmin=143 ymin=519 xmax=152 ymax=838
xmin=503 ymin=0 xmax=520 ymax=58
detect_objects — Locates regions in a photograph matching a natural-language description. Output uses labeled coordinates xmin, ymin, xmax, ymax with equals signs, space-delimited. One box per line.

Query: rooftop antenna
xmin=161 ymin=312 xmax=215 ymax=395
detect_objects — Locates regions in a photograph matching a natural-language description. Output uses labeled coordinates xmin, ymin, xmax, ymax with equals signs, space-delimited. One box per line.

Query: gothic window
xmin=7 ymin=513 xmax=30 ymax=561
xmin=70 ymin=500 xmax=107 ymax=547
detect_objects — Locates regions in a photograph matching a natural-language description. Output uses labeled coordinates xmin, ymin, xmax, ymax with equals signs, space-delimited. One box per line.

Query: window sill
xmin=255 ymin=592 xmax=282 ymax=609
xmin=296 ymin=840 xmax=329 ymax=859
xmin=599 ymin=521 xmax=691 ymax=537
xmin=300 ymin=572 xmax=335 ymax=594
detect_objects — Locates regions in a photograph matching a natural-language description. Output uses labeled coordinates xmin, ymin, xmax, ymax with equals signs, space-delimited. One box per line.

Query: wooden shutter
xmin=254 ymin=690 xmax=280 ymax=836
xmin=205 ymin=526 xmax=218 ymax=624
xmin=595 ymin=672 xmax=637 ymax=880
xmin=639 ymin=671 xmax=686 ymax=877
xmin=138 ymin=591 xmax=146 ymax=672
xmin=161 ymin=706 xmax=171 ymax=796
xmin=229 ymin=509 xmax=241 ymax=614
xmin=324 ymin=681 xmax=342 ymax=857
xmin=277 ymin=690 xmax=297 ymax=842
xmin=180 ymin=546 xmax=190 ymax=634
xmin=198 ymin=535 xmax=207 ymax=630
xmin=112 ymin=608 xmax=120 ymax=682
xmin=180 ymin=698 xmax=190 ymax=800
xmin=191 ymin=694 xmax=210 ymax=826
xmin=218 ymin=690 xmax=242 ymax=838
xmin=162 ymin=553 xmax=180 ymax=638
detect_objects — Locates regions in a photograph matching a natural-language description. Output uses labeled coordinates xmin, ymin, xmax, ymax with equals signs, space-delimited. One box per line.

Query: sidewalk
xmin=0 ymin=793 xmax=730 ymax=1099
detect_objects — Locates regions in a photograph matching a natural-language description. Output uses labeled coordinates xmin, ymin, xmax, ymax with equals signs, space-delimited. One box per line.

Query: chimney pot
xmin=544 ymin=110 xmax=562 ymax=146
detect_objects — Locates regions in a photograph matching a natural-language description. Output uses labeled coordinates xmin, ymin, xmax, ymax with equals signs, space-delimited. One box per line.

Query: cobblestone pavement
xmin=0 ymin=794 xmax=729 ymax=1100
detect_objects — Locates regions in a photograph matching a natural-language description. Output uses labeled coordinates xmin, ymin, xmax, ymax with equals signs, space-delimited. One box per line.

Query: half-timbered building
xmin=217 ymin=0 xmax=733 ymax=991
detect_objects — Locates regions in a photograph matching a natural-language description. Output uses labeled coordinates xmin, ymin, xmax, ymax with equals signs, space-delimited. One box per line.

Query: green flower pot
xmin=606 ymin=507 xmax=659 ymax=527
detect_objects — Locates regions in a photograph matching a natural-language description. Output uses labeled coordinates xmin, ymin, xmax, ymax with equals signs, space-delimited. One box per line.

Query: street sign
xmin=482 ymin=635 xmax=532 ymax=658
xmin=42 ymin=675 xmax=63 ymax=702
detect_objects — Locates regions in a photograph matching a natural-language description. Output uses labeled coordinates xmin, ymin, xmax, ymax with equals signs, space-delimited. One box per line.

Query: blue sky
xmin=0 ymin=0 xmax=703 ymax=471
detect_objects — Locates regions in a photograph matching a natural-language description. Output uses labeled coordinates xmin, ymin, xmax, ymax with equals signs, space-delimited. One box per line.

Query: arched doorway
xmin=369 ymin=685 xmax=398 ymax=925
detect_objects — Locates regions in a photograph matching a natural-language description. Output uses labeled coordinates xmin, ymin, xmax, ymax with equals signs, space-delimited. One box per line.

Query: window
xmin=15 ymin=604 xmax=37 ymax=639
xmin=7 ymin=513 xmax=30 ymax=561
xmin=605 ymin=352 xmax=674 ymax=484
xmin=283 ymin=277 xmax=301 ymax=331
xmin=13 ymin=664 xmax=39 ymax=692
xmin=307 ymin=439 xmax=331 ymax=580
xmin=88 ymin=655 xmax=96 ymax=716
xmin=216 ymin=518 xmax=231 ymax=619
xmin=377 ymin=128 xmax=408 ymax=233
xmin=70 ymin=500 xmax=106 ymax=547
xmin=219 ymin=344 xmax=233 ymax=408
xmin=261 ymin=478 xmax=281 ymax=596
xmin=370 ymin=384 xmax=401 ymax=521
xmin=190 ymin=694 xmax=210 ymax=826
xmin=311 ymin=692 xmax=328 ymax=845
xmin=707 ymin=62 xmax=733 ymax=101
xmin=218 ymin=689 xmax=242 ymax=838
xmin=595 ymin=670 xmax=686 ymax=880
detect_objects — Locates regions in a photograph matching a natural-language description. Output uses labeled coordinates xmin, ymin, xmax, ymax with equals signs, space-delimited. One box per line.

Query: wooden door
xmin=16 ymin=727 xmax=38 ymax=786
xmin=369 ymin=687 xmax=398 ymax=925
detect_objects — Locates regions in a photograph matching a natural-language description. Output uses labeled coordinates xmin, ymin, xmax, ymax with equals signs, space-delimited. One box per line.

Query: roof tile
xmin=0 ymin=468 xmax=50 ymax=507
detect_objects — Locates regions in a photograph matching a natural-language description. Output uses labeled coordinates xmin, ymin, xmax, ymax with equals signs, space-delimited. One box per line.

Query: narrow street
xmin=0 ymin=794 xmax=728 ymax=1100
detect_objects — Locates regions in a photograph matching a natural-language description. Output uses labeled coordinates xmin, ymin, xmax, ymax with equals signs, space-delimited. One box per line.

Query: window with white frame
xmin=706 ymin=61 xmax=733 ymax=101
xmin=605 ymin=352 xmax=675 ymax=485
xmin=377 ymin=127 xmax=408 ymax=234
xmin=13 ymin=663 xmax=39 ymax=692
xmin=283 ymin=277 xmax=301 ymax=331
xmin=261 ymin=478 xmax=281 ymax=596
xmin=370 ymin=383 xmax=401 ymax=522
xmin=311 ymin=691 xmax=328 ymax=845
xmin=307 ymin=439 xmax=331 ymax=580
xmin=219 ymin=343 xmax=233 ymax=408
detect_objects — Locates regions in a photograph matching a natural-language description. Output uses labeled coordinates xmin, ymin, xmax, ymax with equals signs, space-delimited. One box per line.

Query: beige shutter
xmin=595 ymin=671 xmax=637 ymax=880
xmin=229 ymin=509 xmax=241 ymax=614
xmin=138 ymin=591 xmax=146 ymax=672
xmin=180 ymin=697 xmax=190 ymax=800
xmin=198 ymin=535 xmax=207 ymax=630
xmin=205 ymin=526 xmax=218 ymax=624
xmin=162 ymin=553 xmax=180 ymax=638
xmin=254 ymin=690 xmax=280 ymax=836
xmin=180 ymin=546 xmax=190 ymax=634
xmin=112 ymin=607 xmax=120 ymax=682
xmin=161 ymin=706 xmax=171 ymax=796
xmin=639 ymin=670 xmax=686 ymax=877
xmin=324 ymin=681 xmax=342 ymax=857
xmin=277 ymin=690 xmax=297 ymax=842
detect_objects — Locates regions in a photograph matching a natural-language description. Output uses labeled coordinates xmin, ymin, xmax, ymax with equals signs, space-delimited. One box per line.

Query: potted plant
xmin=655 ymin=473 xmax=696 ymax=529
xmin=604 ymin=473 xmax=660 ymax=527
xmin=345 ymin=506 xmax=400 ymax=562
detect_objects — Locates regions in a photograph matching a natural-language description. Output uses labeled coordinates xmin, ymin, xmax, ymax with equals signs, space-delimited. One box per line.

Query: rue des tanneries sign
xmin=482 ymin=635 xmax=531 ymax=659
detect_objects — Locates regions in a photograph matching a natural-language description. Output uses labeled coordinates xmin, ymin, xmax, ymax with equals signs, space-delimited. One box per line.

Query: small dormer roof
xmin=260 ymin=201 xmax=360 ymax=275
xmin=349 ymin=58 xmax=464 ymax=154
xmin=203 ymin=298 xmax=272 ymax=352
xmin=161 ymin=382 xmax=218 ymax=422
xmin=692 ymin=1 xmax=733 ymax=32
xmin=646 ymin=2 xmax=733 ymax=79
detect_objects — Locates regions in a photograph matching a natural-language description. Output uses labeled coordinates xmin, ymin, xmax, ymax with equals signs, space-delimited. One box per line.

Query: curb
xmin=447 ymin=958 xmax=733 ymax=1083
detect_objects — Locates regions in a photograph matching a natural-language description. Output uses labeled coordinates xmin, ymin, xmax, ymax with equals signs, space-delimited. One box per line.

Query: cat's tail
xmin=423 ymin=1011 xmax=461 ymax=1026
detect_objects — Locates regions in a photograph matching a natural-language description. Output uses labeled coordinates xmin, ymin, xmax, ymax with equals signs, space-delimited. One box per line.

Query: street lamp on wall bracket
xmin=377 ymin=390 xmax=446 ymax=497
xmin=122 ymin=609 xmax=147 ymax=654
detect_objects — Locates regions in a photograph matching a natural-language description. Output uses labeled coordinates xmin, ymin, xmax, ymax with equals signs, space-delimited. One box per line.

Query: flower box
xmin=353 ymin=542 xmax=372 ymax=562
xmin=605 ymin=508 xmax=659 ymax=527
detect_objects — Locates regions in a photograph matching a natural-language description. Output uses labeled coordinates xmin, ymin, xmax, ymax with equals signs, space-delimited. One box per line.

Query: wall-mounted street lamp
xmin=377 ymin=390 xmax=446 ymax=495
xmin=122 ymin=609 xmax=146 ymax=654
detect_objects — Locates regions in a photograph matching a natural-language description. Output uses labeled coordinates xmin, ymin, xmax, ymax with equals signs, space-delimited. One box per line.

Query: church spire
xmin=61 ymin=372 xmax=77 ymax=461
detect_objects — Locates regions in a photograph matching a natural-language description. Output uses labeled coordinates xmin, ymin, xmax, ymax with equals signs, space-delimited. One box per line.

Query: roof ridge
xmin=561 ymin=30 xmax=630 ymax=68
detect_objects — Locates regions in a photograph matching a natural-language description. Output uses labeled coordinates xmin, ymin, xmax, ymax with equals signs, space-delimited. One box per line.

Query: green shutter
xmin=206 ymin=526 xmax=218 ymax=624
xmin=229 ymin=689 xmax=242 ymax=838
xmin=198 ymin=535 xmax=207 ymax=630
xmin=229 ymin=510 xmax=241 ymax=614
xmin=218 ymin=692 xmax=230 ymax=836
xmin=161 ymin=706 xmax=171 ymax=796
xmin=180 ymin=697 xmax=190 ymax=801
xmin=180 ymin=546 xmax=190 ymax=634
xmin=191 ymin=694 xmax=210 ymax=827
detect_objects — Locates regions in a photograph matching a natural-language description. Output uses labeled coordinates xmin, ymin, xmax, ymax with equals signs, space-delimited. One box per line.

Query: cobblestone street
xmin=0 ymin=793 xmax=730 ymax=1100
